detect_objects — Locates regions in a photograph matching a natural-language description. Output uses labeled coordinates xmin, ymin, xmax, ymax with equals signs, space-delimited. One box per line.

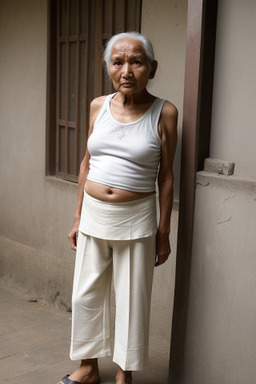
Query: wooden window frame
xmin=46 ymin=0 xmax=142 ymax=183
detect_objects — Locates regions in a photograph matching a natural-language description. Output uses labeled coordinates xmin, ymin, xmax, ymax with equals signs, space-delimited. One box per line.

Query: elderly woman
xmin=59 ymin=31 xmax=177 ymax=384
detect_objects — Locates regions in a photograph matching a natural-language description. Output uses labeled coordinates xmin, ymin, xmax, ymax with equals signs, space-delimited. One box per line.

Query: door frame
xmin=168 ymin=0 xmax=218 ymax=381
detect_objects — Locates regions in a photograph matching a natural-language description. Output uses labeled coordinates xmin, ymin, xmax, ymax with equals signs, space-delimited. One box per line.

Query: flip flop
xmin=61 ymin=374 xmax=100 ymax=384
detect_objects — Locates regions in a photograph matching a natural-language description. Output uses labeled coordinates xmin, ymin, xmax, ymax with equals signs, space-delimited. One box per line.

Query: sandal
xmin=61 ymin=374 xmax=100 ymax=384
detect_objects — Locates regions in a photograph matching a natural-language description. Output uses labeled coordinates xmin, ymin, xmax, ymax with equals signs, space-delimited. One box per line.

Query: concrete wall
xmin=0 ymin=0 xmax=77 ymax=307
xmin=184 ymin=173 xmax=256 ymax=384
xmin=181 ymin=1 xmax=256 ymax=382
xmin=210 ymin=0 xmax=256 ymax=178
xmin=0 ymin=0 xmax=187 ymax=366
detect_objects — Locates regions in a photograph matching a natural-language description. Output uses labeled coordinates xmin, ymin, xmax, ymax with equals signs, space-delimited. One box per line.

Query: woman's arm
xmin=68 ymin=96 xmax=106 ymax=250
xmin=155 ymin=101 xmax=178 ymax=266
xmin=67 ymin=153 xmax=90 ymax=251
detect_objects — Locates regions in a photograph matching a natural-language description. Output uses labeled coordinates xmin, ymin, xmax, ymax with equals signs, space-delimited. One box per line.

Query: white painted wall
xmin=183 ymin=173 xmax=256 ymax=384
xmin=0 ymin=0 xmax=77 ymax=303
xmin=210 ymin=0 xmax=256 ymax=179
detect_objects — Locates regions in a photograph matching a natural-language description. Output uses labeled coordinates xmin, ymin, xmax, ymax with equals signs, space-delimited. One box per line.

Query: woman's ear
xmin=149 ymin=60 xmax=158 ymax=79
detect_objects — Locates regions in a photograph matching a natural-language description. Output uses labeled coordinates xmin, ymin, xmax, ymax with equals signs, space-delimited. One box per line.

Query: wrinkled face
xmin=109 ymin=38 xmax=153 ymax=94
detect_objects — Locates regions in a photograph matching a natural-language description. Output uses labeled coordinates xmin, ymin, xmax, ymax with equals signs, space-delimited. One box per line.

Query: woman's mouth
xmin=121 ymin=82 xmax=134 ymax=87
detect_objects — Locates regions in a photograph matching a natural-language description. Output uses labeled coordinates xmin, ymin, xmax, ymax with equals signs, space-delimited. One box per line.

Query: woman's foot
xmin=58 ymin=359 xmax=100 ymax=384
xmin=116 ymin=368 xmax=132 ymax=384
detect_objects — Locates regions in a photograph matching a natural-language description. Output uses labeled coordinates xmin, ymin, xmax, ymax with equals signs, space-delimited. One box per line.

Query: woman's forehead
xmin=111 ymin=38 xmax=145 ymax=56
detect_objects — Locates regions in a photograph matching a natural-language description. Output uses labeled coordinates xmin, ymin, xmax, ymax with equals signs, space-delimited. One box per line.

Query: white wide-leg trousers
xmin=70 ymin=232 xmax=156 ymax=371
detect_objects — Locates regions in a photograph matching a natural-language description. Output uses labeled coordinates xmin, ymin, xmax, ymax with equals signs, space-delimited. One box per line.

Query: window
xmin=46 ymin=0 xmax=142 ymax=182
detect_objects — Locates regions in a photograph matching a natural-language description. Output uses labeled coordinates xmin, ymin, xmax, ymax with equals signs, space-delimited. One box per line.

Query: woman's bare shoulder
xmin=158 ymin=99 xmax=178 ymax=139
xmin=90 ymin=95 xmax=108 ymax=113
xmin=89 ymin=96 xmax=108 ymax=126
xmin=161 ymin=100 xmax=178 ymax=120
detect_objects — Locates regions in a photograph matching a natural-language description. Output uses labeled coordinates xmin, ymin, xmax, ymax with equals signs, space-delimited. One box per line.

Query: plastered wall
xmin=0 ymin=0 xmax=77 ymax=305
xmin=210 ymin=0 xmax=256 ymax=179
xmin=183 ymin=174 xmax=256 ymax=384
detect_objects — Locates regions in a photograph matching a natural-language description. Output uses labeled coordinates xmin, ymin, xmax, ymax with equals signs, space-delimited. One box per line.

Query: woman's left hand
xmin=155 ymin=231 xmax=171 ymax=266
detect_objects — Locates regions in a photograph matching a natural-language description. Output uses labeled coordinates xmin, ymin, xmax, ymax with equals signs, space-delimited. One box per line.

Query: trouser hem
xmin=70 ymin=338 xmax=113 ymax=361
xmin=113 ymin=342 xmax=149 ymax=371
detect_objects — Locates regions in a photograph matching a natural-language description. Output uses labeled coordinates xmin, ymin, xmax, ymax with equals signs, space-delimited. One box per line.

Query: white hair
xmin=103 ymin=31 xmax=155 ymax=74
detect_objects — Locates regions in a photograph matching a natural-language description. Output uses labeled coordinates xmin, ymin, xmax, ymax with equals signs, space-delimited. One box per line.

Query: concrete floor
xmin=0 ymin=282 xmax=170 ymax=384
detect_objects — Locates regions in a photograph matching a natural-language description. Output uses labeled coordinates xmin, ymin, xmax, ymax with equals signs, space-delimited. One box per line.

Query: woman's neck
xmin=115 ymin=90 xmax=154 ymax=106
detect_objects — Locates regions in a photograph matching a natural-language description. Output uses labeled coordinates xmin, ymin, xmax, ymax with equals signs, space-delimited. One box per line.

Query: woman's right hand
xmin=68 ymin=218 xmax=80 ymax=251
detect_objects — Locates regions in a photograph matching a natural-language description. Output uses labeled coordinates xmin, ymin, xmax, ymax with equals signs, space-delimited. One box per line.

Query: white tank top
xmin=87 ymin=93 xmax=165 ymax=193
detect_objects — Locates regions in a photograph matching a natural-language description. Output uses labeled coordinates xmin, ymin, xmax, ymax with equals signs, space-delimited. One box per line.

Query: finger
xmin=155 ymin=254 xmax=169 ymax=267
xmin=69 ymin=235 xmax=77 ymax=251
xmin=68 ymin=229 xmax=79 ymax=248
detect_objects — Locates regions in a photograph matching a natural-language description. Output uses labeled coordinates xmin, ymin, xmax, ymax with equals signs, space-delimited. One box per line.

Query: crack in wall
xmin=217 ymin=217 xmax=232 ymax=225
xmin=223 ymin=194 xmax=236 ymax=204
xmin=196 ymin=182 xmax=210 ymax=187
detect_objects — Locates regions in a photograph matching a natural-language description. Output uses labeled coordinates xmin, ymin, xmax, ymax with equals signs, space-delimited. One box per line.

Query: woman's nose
xmin=122 ymin=63 xmax=132 ymax=77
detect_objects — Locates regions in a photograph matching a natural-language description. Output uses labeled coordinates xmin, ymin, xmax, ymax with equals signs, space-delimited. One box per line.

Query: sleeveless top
xmin=87 ymin=93 xmax=165 ymax=193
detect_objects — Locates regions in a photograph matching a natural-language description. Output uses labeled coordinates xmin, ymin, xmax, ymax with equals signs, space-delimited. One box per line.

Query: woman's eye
xmin=114 ymin=61 xmax=122 ymax=66
xmin=133 ymin=60 xmax=141 ymax=65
